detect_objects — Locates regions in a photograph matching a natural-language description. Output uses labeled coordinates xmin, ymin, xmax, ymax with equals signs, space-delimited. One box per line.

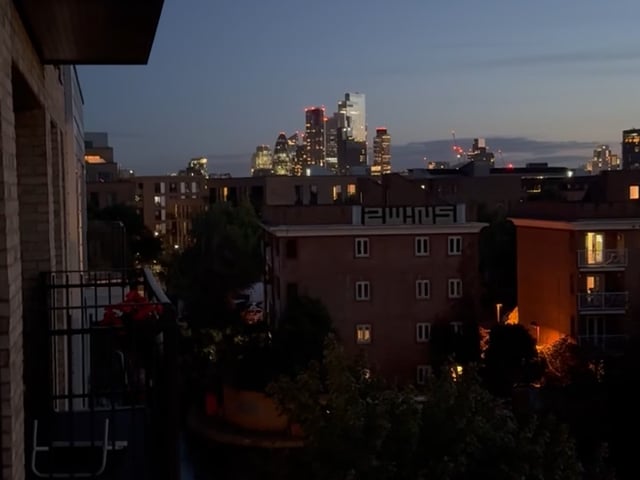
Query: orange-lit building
xmin=511 ymin=172 xmax=640 ymax=354
xmin=263 ymin=203 xmax=486 ymax=384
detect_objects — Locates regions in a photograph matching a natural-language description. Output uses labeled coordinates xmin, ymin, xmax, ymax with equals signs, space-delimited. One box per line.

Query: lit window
xmin=356 ymin=324 xmax=371 ymax=344
xmin=448 ymin=279 xmax=463 ymax=298
xmin=355 ymin=238 xmax=369 ymax=257
xmin=355 ymin=281 xmax=371 ymax=301
xmin=416 ymin=365 xmax=432 ymax=385
xmin=415 ymin=236 xmax=430 ymax=256
xmin=416 ymin=280 xmax=430 ymax=299
xmin=347 ymin=183 xmax=356 ymax=196
xmin=448 ymin=236 xmax=462 ymax=255
xmin=416 ymin=322 xmax=431 ymax=342
xmin=629 ymin=185 xmax=639 ymax=200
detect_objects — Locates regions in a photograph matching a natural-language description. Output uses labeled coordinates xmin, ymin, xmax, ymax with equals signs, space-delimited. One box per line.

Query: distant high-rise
xmin=325 ymin=114 xmax=339 ymax=172
xmin=272 ymin=133 xmax=292 ymax=175
xmin=371 ymin=127 xmax=391 ymax=176
xmin=184 ymin=157 xmax=208 ymax=177
xmin=304 ymin=107 xmax=326 ymax=167
xmin=339 ymin=92 xmax=366 ymax=143
xmin=586 ymin=144 xmax=619 ymax=174
xmin=466 ymin=138 xmax=495 ymax=166
xmin=251 ymin=145 xmax=273 ymax=176
xmin=622 ymin=129 xmax=640 ymax=169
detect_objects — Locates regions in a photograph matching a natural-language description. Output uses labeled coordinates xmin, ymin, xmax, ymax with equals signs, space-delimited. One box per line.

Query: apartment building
xmin=0 ymin=1 xmax=163 ymax=478
xmin=135 ymin=175 xmax=208 ymax=249
xmin=511 ymin=197 xmax=640 ymax=354
xmin=263 ymin=203 xmax=486 ymax=384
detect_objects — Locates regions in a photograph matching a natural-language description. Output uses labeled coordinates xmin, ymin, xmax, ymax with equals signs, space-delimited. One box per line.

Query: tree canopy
xmin=268 ymin=340 xmax=582 ymax=480
xmin=168 ymin=202 xmax=263 ymax=328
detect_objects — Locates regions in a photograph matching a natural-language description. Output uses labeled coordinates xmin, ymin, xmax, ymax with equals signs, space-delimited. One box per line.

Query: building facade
xmin=304 ymin=107 xmax=326 ymax=168
xmin=263 ymin=204 xmax=485 ymax=383
xmin=622 ymin=128 xmax=640 ymax=170
xmin=0 ymin=1 xmax=163 ymax=478
xmin=371 ymin=127 xmax=391 ymax=176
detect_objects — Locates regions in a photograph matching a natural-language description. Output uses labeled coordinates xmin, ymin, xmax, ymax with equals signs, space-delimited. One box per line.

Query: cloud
xmin=477 ymin=49 xmax=640 ymax=69
xmin=392 ymin=137 xmax=602 ymax=171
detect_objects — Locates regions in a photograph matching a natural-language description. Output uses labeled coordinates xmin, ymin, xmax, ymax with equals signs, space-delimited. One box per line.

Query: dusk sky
xmin=79 ymin=0 xmax=639 ymax=175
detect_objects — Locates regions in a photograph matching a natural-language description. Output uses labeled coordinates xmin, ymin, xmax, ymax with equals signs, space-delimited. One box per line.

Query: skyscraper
xmin=336 ymin=92 xmax=367 ymax=173
xmin=622 ymin=129 xmax=640 ymax=169
xmin=304 ymin=107 xmax=326 ymax=167
xmin=339 ymin=92 xmax=366 ymax=143
xmin=371 ymin=127 xmax=391 ymax=175
xmin=272 ymin=133 xmax=292 ymax=175
xmin=586 ymin=144 xmax=619 ymax=174
xmin=250 ymin=145 xmax=273 ymax=176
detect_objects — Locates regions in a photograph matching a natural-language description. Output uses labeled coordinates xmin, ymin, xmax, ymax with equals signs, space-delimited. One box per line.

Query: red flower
xmin=98 ymin=290 xmax=163 ymax=327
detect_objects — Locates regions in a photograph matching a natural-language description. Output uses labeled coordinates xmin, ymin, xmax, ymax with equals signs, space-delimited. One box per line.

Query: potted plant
xmin=98 ymin=289 xmax=164 ymax=400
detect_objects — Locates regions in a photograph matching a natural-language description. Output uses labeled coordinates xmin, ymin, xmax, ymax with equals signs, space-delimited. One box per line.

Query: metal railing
xmin=578 ymin=335 xmax=628 ymax=353
xmin=28 ymin=267 xmax=179 ymax=480
xmin=577 ymin=249 xmax=627 ymax=268
xmin=577 ymin=292 xmax=628 ymax=311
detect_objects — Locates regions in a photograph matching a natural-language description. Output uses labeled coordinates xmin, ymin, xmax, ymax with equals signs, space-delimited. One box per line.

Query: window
xmin=356 ymin=324 xmax=372 ymax=344
xmin=448 ymin=236 xmax=462 ymax=255
xmin=285 ymin=239 xmax=298 ymax=259
xmin=415 ymin=236 xmax=430 ymax=256
xmin=416 ymin=322 xmax=431 ymax=342
xmin=415 ymin=280 xmax=430 ymax=299
xmin=451 ymin=321 xmax=463 ymax=334
xmin=294 ymin=185 xmax=303 ymax=205
xmin=630 ymin=185 xmax=639 ymax=200
xmin=416 ymin=365 xmax=432 ymax=385
xmin=355 ymin=238 xmax=369 ymax=257
xmin=448 ymin=279 xmax=463 ymax=298
xmin=309 ymin=185 xmax=318 ymax=205
xmin=355 ymin=281 xmax=370 ymax=301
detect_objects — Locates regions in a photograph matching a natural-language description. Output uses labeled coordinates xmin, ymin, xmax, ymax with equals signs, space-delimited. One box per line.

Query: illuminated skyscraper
xmin=371 ymin=127 xmax=391 ymax=176
xmin=622 ymin=129 xmax=640 ymax=169
xmin=339 ymin=92 xmax=366 ymax=143
xmin=304 ymin=107 xmax=326 ymax=167
xmin=586 ymin=144 xmax=619 ymax=174
xmin=272 ymin=133 xmax=292 ymax=175
xmin=250 ymin=145 xmax=273 ymax=176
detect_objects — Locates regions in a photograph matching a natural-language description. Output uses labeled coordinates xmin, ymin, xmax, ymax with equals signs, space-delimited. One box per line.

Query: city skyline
xmin=78 ymin=0 xmax=637 ymax=175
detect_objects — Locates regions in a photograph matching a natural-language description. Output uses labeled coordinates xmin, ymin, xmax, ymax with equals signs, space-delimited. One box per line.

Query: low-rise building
xmin=263 ymin=203 xmax=486 ymax=384
xmin=511 ymin=201 xmax=640 ymax=354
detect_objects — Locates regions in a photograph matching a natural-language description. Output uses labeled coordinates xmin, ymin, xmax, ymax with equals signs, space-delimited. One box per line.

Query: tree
xmin=483 ymin=324 xmax=544 ymax=396
xmin=168 ymin=202 xmax=263 ymax=328
xmin=269 ymin=340 xmax=583 ymax=480
xmin=273 ymin=296 xmax=335 ymax=377
xmin=89 ymin=203 xmax=162 ymax=264
xmin=478 ymin=205 xmax=517 ymax=311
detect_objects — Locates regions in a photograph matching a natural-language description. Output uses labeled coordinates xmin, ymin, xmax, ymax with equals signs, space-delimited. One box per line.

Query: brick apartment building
xmin=0 ymin=1 xmax=163 ymax=478
xmin=510 ymin=170 xmax=640 ymax=354
xmin=262 ymin=203 xmax=486 ymax=384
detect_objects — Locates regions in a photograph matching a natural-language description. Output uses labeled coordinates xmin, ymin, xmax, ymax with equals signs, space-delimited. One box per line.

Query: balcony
xmin=577 ymin=249 xmax=627 ymax=270
xmin=27 ymin=267 xmax=179 ymax=479
xmin=578 ymin=335 xmax=628 ymax=354
xmin=577 ymin=292 xmax=628 ymax=313
xmin=13 ymin=0 xmax=164 ymax=64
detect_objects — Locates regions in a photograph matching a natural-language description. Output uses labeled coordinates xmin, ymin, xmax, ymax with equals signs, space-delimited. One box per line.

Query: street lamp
xmin=495 ymin=303 xmax=503 ymax=324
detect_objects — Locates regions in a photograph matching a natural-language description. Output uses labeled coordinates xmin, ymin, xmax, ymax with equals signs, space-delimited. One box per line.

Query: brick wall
xmin=0 ymin=1 xmax=69 ymax=478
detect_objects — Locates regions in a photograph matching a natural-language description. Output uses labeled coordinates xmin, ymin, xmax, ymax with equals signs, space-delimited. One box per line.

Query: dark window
xmin=250 ymin=185 xmax=265 ymax=213
xmin=227 ymin=187 xmax=238 ymax=205
xmin=286 ymin=283 xmax=298 ymax=301
xmin=209 ymin=188 xmax=218 ymax=204
xmin=286 ymin=239 xmax=297 ymax=259
xmin=154 ymin=210 xmax=162 ymax=221
xmin=294 ymin=185 xmax=303 ymax=205
xmin=137 ymin=182 xmax=144 ymax=190
xmin=169 ymin=182 xmax=178 ymax=193
xmin=154 ymin=183 xmax=161 ymax=194
xmin=309 ymin=185 xmax=318 ymax=205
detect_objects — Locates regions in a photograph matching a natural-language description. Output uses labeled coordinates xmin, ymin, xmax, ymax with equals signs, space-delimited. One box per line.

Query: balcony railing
xmin=577 ymin=292 xmax=628 ymax=311
xmin=577 ymin=249 xmax=627 ymax=269
xmin=578 ymin=335 xmax=628 ymax=354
